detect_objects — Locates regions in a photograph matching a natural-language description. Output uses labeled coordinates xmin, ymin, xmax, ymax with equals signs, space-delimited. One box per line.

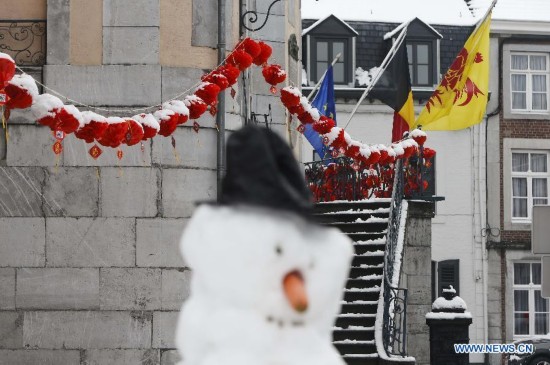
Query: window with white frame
xmin=513 ymin=262 xmax=549 ymax=337
xmin=510 ymin=53 xmax=549 ymax=112
xmin=511 ymin=151 xmax=549 ymax=221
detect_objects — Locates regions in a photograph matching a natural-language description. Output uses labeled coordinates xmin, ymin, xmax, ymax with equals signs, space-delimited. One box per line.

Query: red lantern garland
xmin=5 ymin=74 xmax=38 ymax=110
xmin=75 ymin=111 xmax=109 ymax=143
xmin=240 ymin=37 xmax=261 ymax=59
xmin=194 ymin=82 xmax=221 ymax=106
xmin=55 ymin=105 xmax=84 ymax=134
xmin=0 ymin=54 xmax=15 ymax=90
xmin=201 ymin=72 xmax=230 ymax=90
xmin=218 ymin=64 xmax=240 ymax=86
xmin=133 ymin=113 xmax=159 ymax=141
xmin=253 ymin=41 xmax=272 ymax=66
xmin=32 ymin=94 xmax=65 ymax=130
xmin=280 ymin=86 xmax=301 ymax=108
xmin=162 ymin=100 xmax=189 ymax=125
xmin=262 ymin=64 xmax=286 ymax=93
xmin=227 ymin=49 xmax=253 ymax=71
xmin=98 ymin=117 xmax=129 ymax=148
xmin=123 ymin=118 xmax=144 ymax=146
xmin=410 ymin=129 xmax=427 ymax=146
xmin=153 ymin=109 xmax=179 ymax=137
xmin=312 ymin=116 xmax=336 ymax=134
xmin=184 ymin=95 xmax=208 ymax=120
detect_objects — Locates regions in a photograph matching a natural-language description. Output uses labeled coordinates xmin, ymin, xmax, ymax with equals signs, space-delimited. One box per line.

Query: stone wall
xmin=400 ymin=201 xmax=435 ymax=365
xmin=0 ymin=0 xmax=301 ymax=364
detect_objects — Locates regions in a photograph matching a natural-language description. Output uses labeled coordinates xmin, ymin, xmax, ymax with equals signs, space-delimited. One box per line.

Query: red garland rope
xmin=0 ymin=38 xmax=435 ymax=167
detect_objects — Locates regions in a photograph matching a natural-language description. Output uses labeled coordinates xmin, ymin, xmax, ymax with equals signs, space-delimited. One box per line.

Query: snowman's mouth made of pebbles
xmin=264 ymin=269 xmax=309 ymax=328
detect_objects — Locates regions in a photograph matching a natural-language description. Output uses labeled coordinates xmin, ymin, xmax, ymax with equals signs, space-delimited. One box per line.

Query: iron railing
xmin=304 ymin=157 xmax=395 ymax=202
xmin=0 ymin=20 xmax=46 ymax=66
xmin=382 ymin=158 xmax=408 ymax=357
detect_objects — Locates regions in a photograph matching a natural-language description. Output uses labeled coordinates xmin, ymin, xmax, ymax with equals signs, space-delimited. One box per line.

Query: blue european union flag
xmin=304 ymin=65 xmax=336 ymax=159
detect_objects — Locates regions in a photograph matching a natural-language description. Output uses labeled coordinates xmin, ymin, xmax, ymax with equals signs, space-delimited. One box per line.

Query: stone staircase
xmin=314 ymin=199 xmax=391 ymax=365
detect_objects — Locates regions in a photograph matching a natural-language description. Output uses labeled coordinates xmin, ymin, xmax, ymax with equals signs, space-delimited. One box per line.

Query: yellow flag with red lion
xmin=415 ymin=13 xmax=491 ymax=130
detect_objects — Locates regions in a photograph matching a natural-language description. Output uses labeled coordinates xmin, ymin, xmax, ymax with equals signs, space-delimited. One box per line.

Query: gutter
xmin=216 ymin=0 xmax=226 ymax=201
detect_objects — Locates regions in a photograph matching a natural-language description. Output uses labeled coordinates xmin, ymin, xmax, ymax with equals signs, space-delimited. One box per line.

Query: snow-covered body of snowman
xmin=175 ymin=205 xmax=352 ymax=365
xmin=174 ymin=125 xmax=353 ymax=365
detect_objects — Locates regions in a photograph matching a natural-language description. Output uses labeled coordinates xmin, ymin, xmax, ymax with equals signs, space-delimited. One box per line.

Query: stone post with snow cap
xmin=425 ymin=286 xmax=472 ymax=365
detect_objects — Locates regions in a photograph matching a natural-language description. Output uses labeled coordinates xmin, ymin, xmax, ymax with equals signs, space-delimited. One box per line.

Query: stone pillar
xmin=401 ymin=200 xmax=435 ymax=365
xmin=426 ymin=287 xmax=473 ymax=365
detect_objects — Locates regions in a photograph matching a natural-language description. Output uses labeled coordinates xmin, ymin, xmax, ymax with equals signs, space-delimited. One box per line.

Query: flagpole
xmin=307 ymin=53 xmax=342 ymax=101
xmin=472 ymin=0 xmax=498 ymax=33
xmin=343 ymin=26 xmax=408 ymax=130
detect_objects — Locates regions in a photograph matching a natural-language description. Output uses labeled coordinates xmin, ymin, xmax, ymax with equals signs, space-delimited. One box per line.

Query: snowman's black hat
xmin=219 ymin=124 xmax=313 ymax=217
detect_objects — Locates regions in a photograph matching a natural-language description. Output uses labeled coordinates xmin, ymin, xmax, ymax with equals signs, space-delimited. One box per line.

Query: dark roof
xmin=302 ymin=19 xmax=473 ymax=77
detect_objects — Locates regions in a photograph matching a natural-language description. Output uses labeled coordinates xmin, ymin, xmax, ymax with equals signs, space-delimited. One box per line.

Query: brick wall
xmin=499 ymin=118 xmax=550 ymax=244
xmin=0 ymin=1 xmax=299 ymax=364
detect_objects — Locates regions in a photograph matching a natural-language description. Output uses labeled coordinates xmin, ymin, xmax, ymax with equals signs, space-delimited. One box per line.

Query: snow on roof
xmin=302 ymin=14 xmax=359 ymax=36
xmin=383 ymin=18 xmax=443 ymax=40
xmin=302 ymin=0 xmax=478 ymax=26
xmin=469 ymin=0 xmax=550 ymax=22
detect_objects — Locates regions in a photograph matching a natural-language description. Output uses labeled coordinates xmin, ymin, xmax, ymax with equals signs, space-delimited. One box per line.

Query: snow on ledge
xmin=425 ymin=311 xmax=473 ymax=320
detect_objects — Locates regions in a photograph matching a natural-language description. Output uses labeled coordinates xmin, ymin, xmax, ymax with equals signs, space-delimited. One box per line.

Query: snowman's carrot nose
xmin=283 ymin=270 xmax=308 ymax=313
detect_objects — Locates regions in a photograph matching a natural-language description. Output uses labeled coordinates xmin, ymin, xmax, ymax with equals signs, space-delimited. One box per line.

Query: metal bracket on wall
xmin=240 ymin=0 xmax=281 ymax=33
xmin=251 ymin=104 xmax=272 ymax=129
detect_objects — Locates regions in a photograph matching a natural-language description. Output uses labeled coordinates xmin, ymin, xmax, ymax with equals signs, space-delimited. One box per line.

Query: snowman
xmin=175 ymin=125 xmax=353 ymax=365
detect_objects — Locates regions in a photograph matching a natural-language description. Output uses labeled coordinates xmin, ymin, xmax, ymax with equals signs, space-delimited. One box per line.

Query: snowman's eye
xmin=275 ymin=244 xmax=283 ymax=256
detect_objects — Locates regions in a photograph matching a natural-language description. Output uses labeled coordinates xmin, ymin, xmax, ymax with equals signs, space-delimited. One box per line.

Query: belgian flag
xmin=370 ymin=41 xmax=415 ymax=142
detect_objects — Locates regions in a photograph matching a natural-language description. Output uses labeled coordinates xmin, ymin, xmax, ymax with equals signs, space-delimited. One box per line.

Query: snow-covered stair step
xmin=341 ymin=353 xmax=379 ymax=365
xmin=334 ymin=341 xmax=377 ymax=356
xmin=313 ymin=200 xmax=391 ymax=214
xmin=321 ymin=207 xmax=390 ymax=215
xmin=336 ymin=314 xmax=377 ymax=329
xmin=334 ymin=222 xmax=389 ymax=234
xmin=347 ymin=232 xmax=387 ymax=243
xmin=314 ymin=211 xmax=389 ymax=224
xmin=349 ymin=265 xmax=383 ymax=279
xmin=333 ymin=328 xmax=375 ymax=341
xmin=351 ymin=253 xmax=384 ymax=268
xmin=346 ymin=279 xmax=382 ymax=291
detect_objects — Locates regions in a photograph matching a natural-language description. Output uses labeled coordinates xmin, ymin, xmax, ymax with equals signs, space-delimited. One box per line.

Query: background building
xmin=0 ymin=0 xmax=301 ymax=364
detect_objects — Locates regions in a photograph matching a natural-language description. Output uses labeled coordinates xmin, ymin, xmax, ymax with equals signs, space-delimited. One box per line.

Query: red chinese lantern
xmin=377 ymin=145 xmax=389 ymax=165
xmin=312 ymin=116 xmax=335 ymax=134
xmin=227 ymin=49 xmax=253 ymax=71
xmin=240 ymin=37 xmax=261 ymax=58
xmin=218 ymin=64 xmax=240 ymax=86
xmin=194 ymin=82 xmax=221 ymax=106
xmin=75 ymin=111 xmax=109 ymax=143
xmin=366 ymin=147 xmax=381 ymax=165
xmin=280 ymin=86 xmax=301 ymax=108
xmin=344 ymin=142 xmax=361 ymax=159
xmin=132 ymin=113 xmax=159 ymax=141
xmin=329 ymin=128 xmax=348 ymax=150
xmin=98 ymin=117 xmax=129 ymax=148
xmin=0 ymin=53 xmax=16 ymax=89
xmin=202 ymin=72 xmax=230 ymax=90
xmin=262 ymin=64 xmax=286 ymax=93
xmin=298 ymin=106 xmax=320 ymax=125
xmin=154 ymin=109 xmax=179 ymax=137
xmin=391 ymin=143 xmax=405 ymax=159
xmin=402 ymin=140 xmax=418 ymax=158
xmin=32 ymin=94 xmax=65 ymax=130
xmin=184 ymin=95 xmax=208 ymax=120
xmin=55 ymin=105 xmax=84 ymax=134
xmin=423 ymin=147 xmax=436 ymax=160
xmin=5 ymin=74 xmax=38 ymax=110
xmin=253 ymin=41 xmax=272 ymax=66
xmin=162 ymin=100 xmax=189 ymax=125
xmin=123 ymin=118 xmax=144 ymax=146
xmin=410 ymin=129 xmax=427 ymax=146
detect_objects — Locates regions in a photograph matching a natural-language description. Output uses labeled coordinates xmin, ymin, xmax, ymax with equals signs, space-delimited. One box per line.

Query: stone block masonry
xmin=0 ymin=0 xmax=297 ymax=362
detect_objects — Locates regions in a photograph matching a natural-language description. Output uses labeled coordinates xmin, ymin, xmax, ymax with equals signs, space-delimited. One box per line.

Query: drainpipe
xmin=217 ymin=0 xmax=226 ymax=201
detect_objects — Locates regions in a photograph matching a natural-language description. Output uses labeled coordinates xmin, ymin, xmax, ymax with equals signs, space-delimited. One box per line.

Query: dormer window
xmin=386 ymin=18 xmax=442 ymax=88
xmin=302 ymin=15 xmax=357 ymax=87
